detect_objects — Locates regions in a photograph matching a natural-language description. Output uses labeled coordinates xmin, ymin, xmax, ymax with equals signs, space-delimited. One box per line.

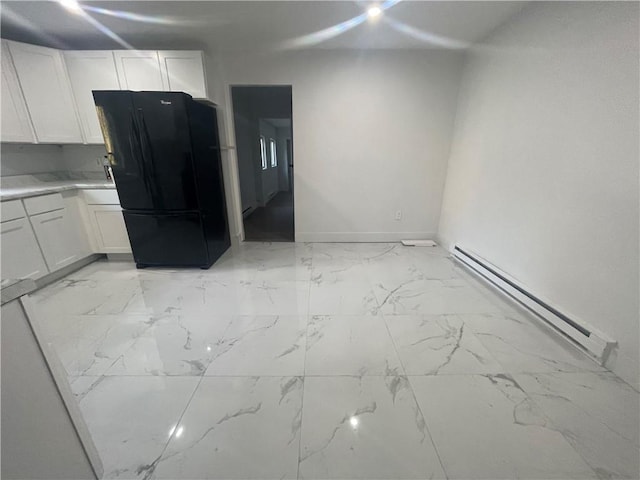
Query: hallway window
xmin=270 ymin=139 xmax=277 ymax=167
xmin=260 ymin=136 xmax=267 ymax=170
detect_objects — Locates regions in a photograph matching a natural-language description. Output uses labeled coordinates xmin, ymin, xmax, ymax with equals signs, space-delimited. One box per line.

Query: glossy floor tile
xmin=31 ymin=242 xmax=639 ymax=480
xmin=205 ymin=315 xmax=307 ymax=376
xmin=461 ymin=312 xmax=607 ymax=374
xmin=410 ymin=374 xmax=599 ymax=479
xmin=153 ymin=376 xmax=303 ymax=480
xmin=105 ymin=312 xmax=233 ymax=376
xmin=514 ymin=371 xmax=640 ymax=479
xmin=385 ymin=314 xmax=504 ymax=375
xmin=299 ymin=375 xmax=446 ymax=479
xmin=305 ymin=315 xmax=403 ymax=376
xmin=74 ymin=376 xmax=200 ymax=479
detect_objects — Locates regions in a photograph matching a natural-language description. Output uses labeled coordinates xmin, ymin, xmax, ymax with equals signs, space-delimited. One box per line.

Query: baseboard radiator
xmin=452 ymin=245 xmax=617 ymax=366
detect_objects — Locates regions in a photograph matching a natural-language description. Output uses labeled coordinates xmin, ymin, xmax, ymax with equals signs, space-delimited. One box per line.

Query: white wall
xmin=438 ymin=2 xmax=639 ymax=388
xmin=216 ymin=50 xmax=464 ymax=242
xmin=0 ymin=144 xmax=65 ymax=176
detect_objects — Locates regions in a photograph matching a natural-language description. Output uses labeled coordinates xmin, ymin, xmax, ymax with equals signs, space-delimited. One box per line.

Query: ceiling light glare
xmin=367 ymin=6 xmax=382 ymax=19
xmin=59 ymin=0 xmax=82 ymax=14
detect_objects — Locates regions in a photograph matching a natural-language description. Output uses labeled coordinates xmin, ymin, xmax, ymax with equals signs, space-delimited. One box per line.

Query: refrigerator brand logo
xmin=160 ymin=100 xmax=172 ymax=105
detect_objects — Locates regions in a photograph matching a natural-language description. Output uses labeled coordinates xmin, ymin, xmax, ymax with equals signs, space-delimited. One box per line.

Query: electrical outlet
xmin=394 ymin=210 xmax=402 ymax=221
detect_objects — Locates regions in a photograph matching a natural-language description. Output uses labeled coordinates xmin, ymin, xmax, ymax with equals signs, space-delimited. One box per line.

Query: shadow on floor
xmin=243 ymin=191 xmax=294 ymax=242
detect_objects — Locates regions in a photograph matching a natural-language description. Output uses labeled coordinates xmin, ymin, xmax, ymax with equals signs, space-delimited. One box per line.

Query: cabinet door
xmin=7 ymin=41 xmax=83 ymax=143
xmin=64 ymin=51 xmax=121 ymax=144
xmin=1 ymin=217 xmax=48 ymax=280
xmin=158 ymin=51 xmax=207 ymax=98
xmin=87 ymin=205 xmax=132 ymax=253
xmin=62 ymin=192 xmax=93 ymax=258
xmin=29 ymin=209 xmax=83 ymax=271
xmin=1 ymin=42 xmax=35 ymax=143
xmin=113 ymin=51 xmax=163 ymax=91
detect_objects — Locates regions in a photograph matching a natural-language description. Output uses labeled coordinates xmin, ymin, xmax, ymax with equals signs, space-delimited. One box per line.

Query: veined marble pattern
xmin=205 ymin=315 xmax=307 ymax=376
xmin=305 ymin=315 xmax=403 ymax=376
xmin=299 ymin=375 xmax=446 ymax=479
xmin=42 ymin=314 xmax=153 ymax=376
xmin=514 ymin=371 xmax=640 ymax=479
xmin=105 ymin=312 xmax=233 ymax=376
xmin=373 ymin=278 xmax=503 ymax=315
xmin=410 ymin=374 xmax=599 ymax=479
xmin=74 ymin=376 xmax=201 ymax=479
xmin=461 ymin=312 xmax=607 ymax=374
xmin=31 ymin=242 xmax=639 ymax=480
xmin=385 ymin=314 xmax=504 ymax=375
xmin=153 ymin=376 xmax=303 ymax=480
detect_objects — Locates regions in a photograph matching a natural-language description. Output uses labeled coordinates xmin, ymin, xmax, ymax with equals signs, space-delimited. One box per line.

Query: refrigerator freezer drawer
xmin=122 ymin=211 xmax=209 ymax=268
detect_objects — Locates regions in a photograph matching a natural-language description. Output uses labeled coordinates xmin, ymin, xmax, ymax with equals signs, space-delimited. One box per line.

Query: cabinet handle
xmin=1 ymin=225 xmax=24 ymax=234
xmin=39 ymin=215 xmax=64 ymax=224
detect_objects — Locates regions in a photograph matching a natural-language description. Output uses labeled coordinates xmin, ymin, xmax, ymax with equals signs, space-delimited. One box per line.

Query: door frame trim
xmin=223 ymin=83 xmax=295 ymax=244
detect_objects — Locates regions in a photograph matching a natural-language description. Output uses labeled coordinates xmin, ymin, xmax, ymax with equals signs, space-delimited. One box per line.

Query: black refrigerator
xmin=93 ymin=90 xmax=230 ymax=269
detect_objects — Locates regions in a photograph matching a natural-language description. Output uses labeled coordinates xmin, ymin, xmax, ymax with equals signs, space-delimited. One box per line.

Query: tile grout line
xmin=296 ymin=250 xmax=313 ymax=480
xmin=380 ymin=311 xmax=451 ymax=480
xmin=144 ymin=372 xmax=207 ymax=480
xmin=133 ymin=311 xmax=237 ymax=478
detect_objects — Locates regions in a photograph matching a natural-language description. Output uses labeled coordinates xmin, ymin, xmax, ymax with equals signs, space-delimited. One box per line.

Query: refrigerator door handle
xmin=129 ymin=112 xmax=143 ymax=172
xmin=136 ymin=108 xmax=161 ymax=207
xmin=129 ymin=111 xmax=153 ymax=198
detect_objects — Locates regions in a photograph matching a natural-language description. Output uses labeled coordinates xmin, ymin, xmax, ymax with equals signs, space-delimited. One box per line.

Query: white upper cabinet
xmin=64 ymin=51 xmax=121 ymax=144
xmin=1 ymin=42 xmax=35 ymax=143
xmin=113 ymin=50 xmax=164 ymax=91
xmin=158 ymin=50 xmax=208 ymax=98
xmin=1 ymin=41 xmax=208 ymax=145
xmin=7 ymin=41 xmax=83 ymax=143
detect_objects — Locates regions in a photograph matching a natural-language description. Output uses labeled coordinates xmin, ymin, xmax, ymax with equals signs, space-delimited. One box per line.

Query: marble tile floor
xmin=31 ymin=242 xmax=639 ymax=480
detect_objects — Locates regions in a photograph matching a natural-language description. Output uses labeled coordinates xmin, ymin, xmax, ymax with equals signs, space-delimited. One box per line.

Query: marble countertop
xmin=0 ymin=174 xmax=115 ymax=201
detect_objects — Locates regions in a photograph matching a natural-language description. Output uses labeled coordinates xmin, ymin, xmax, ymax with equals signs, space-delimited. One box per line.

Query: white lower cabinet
xmin=29 ymin=208 xmax=86 ymax=272
xmin=1 ymin=188 xmax=129 ymax=282
xmin=86 ymin=204 xmax=131 ymax=254
xmin=0 ymin=217 xmax=48 ymax=280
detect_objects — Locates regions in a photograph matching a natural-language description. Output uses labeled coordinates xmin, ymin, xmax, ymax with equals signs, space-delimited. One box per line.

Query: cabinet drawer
xmin=83 ymin=189 xmax=120 ymax=205
xmin=1 ymin=199 xmax=27 ymax=223
xmin=23 ymin=193 xmax=64 ymax=216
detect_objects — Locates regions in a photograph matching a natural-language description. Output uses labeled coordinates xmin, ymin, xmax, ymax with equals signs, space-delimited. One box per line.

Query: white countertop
xmin=0 ymin=178 xmax=116 ymax=201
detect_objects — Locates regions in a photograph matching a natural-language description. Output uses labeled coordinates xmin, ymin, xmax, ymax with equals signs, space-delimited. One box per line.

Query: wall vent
xmin=452 ymin=245 xmax=617 ymax=366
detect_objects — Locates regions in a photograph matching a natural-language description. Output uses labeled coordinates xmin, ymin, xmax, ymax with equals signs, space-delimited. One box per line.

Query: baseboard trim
xmin=295 ymin=232 xmax=436 ymax=243
xmin=106 ymin=253 xmax=134 ymax=262
xmin=231 ymin=231 xmax=243 ymax=246
xmin=35 ymin=254 xmax=103 ymax=289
